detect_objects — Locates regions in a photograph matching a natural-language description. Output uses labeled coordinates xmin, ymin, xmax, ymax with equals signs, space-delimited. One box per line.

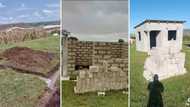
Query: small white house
xmin=134 ymin=20 xmax=185 ymax=53
xmin=135 ymin=20 xmax=187 ymax=80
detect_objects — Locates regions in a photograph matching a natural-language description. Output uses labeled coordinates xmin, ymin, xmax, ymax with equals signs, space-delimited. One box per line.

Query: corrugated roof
xmin=134 ymin=19 xmax=186 ymax=28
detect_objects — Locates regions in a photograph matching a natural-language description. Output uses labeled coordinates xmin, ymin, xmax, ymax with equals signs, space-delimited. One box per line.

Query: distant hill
xmin=0 ymin=21 xmax=60 ymax=31
xmin=184 ymin=29 xmax=190 ymax=36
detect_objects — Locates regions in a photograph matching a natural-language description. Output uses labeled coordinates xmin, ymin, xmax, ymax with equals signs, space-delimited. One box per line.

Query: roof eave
xmin=134 ymin=19 xmax=186 ymax=29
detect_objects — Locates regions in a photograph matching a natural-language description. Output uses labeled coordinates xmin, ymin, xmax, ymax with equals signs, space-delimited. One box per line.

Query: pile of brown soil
xmin=1 ymin=47 xmax=59 ymax=77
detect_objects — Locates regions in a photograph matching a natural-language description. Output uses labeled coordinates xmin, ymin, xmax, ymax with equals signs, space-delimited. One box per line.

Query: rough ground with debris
xmin=0 ymin=47 xmax=59 ymax=77
xmin=0 ymin=36 xmax=60 ymax=107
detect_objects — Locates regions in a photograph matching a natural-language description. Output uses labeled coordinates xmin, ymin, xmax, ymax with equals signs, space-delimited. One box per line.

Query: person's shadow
xmin=147 ymin=74 xmax=164 ymax=107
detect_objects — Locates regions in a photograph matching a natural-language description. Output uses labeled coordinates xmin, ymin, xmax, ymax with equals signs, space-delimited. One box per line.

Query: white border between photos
xmin=60 ymin=0 xmax=63 ymax=107
xmin=128 ymin=0 xmax=130 ymax=106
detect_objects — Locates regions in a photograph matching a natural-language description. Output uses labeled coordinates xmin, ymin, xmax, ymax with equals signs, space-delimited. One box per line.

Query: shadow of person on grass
xmin=147 ymin=74 xmax=164 ymax=107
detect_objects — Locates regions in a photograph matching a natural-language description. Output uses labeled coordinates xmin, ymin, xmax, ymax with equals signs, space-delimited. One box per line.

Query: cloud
xmin=0 ymin=16 xmax=7 ymax=20
xmin=62 ymin=0 xmax=128 ymax=39
xmin=0 ymin=1 xmax=59 ymax=24
xmin=42 ymin=8 xmax=59 ymax=18
xmin=42 ymin=9 xmax=53 ymax=14
xmin=0 ymin=2 xmax=6 ymax=8
xmin=46 ymin=3 xmax=59 ymax=8
xmin=33 ymin=11 xmax=40 ymax=16
xmin=21 ymin=3 xmax=25 ymax=8
xmin=8 ymin=17 xmax=13 ymax=20
xmin=0 ymin=16 xmax=13 ymax=24
xmin=18 ymin=14 xmax=29 ymax=18
xmin=0 ymin=16 xmax=14 ymax=24
xmin=33 ymin=11 xmax=43 ymax=19
xmin=72 ymin=33 xmax=128 ymax=42
xmin=16 ymin=3 xmax=33 ymax=11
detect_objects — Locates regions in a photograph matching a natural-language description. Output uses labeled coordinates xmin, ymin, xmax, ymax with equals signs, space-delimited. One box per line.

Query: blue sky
xmin=131 ymin=0 xmax=190 ymax=32
xmin=0 ymin=0 xmax=59 ymax=24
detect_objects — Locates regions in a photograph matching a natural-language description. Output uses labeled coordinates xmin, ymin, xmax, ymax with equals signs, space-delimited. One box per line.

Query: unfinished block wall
xmin=74 ymin=58 xmax=128 ymax=93
xmin=67 ymin=40 xmax=93 ymax=73
xmin=67 ymin=39 xmax=128 ymax=75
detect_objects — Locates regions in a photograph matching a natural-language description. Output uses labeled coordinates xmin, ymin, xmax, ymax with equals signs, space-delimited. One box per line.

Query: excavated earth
xmin=0 ymin=47 xmax=60 ymax=107
xmin=0 ymin=47 xmax=59 ymax=77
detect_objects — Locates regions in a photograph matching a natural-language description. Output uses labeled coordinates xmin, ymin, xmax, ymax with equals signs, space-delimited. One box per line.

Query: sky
xmin=131 ymin=0 xmax=190 ymax=33
xmin=62 ymin=0 xmax=128 ymax=42
xmin=0 ymin=0 xmax=59 ymax=24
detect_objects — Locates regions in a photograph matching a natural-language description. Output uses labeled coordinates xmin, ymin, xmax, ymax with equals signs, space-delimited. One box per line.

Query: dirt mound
xmin=1 ymin=47 xmax=59 ymax=77
xmin=3 ymin=47 xmax=54 ymax=67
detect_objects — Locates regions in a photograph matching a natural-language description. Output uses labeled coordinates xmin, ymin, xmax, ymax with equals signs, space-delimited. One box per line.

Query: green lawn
xmin=62 ymin=81 xmax=128 ymax=107
xmin=131 ymin=43 xmax=190 ymax=107
xmin=0 ymin=36 xmax=59 ymax=54
xmin=0 ymin=69 xmax=46 ymax=107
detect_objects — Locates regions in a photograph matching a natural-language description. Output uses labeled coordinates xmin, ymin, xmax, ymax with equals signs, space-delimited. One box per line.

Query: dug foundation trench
xmin=0 ymin=47 xmax=60 ymax=107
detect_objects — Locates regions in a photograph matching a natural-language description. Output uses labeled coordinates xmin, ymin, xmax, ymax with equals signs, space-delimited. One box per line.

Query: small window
xmin=138 ymin=32 xmax=141 ymax=41
xmin=168 ymin=30 xmax=177 ymax=41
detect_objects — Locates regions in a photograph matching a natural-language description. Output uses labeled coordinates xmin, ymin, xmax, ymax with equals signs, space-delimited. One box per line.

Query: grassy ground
xmin=0 ymin=69 xmax=46 ymax=107
xmin=62 ymin=81 xmax=128 ymax=107
xmin=130 ymin=43 xmax=190 ymax=107
xmin=0 ymin=36 xmax=60 ymax=76
xmin=0 ymin=36 xmax=59 ymax=54
xmin=0 ymin=36 xmax=59 ymax=107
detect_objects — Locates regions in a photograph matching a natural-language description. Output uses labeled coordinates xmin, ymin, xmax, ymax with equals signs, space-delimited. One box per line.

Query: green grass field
xmin=0 ymin=36 xmax=59 ymax=107
xmin=131 ymin=43 xmax=190 ymax=107
xmin=0 ymin=69 xmax=46 ymax=107
xmin=0 ymin=36 xmax=59 ymax=54
xmin=62 ymin=81 xmax=128 ymax=107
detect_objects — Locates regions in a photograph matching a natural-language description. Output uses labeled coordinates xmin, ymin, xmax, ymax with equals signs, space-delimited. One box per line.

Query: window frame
xmin=138 ymin=32 xmax=141 ymax=41
xmin=168 ymin=30 xmax=177 ymax=41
